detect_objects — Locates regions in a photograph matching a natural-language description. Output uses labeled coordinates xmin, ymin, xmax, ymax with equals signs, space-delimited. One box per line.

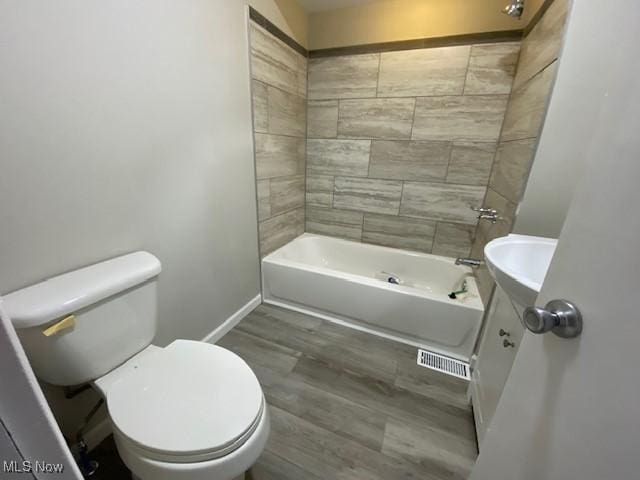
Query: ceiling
xmin=297 ymin=0 xmax=379 ymax=13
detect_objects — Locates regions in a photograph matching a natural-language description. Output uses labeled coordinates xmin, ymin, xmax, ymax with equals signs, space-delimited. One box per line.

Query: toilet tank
xmin=3 ymin=252 xmax=162 ymax=386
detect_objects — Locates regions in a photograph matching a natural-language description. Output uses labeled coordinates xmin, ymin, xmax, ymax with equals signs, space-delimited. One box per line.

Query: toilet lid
xmin=106 ymin=340 xmax=264 ymax=460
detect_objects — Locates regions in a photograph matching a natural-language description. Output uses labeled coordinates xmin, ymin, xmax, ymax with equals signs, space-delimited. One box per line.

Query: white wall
xmin=0 ymin=0 xmax=273 ymax=440
xmin=0 ymin=0 xmax=261 ymax=346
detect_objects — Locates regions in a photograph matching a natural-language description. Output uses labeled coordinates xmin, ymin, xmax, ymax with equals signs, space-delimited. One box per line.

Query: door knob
xmin=503 ymin=339 xmax=515 ymax=348
xmin=499 ymin=328 xmax=510 ymax=337
xmin=523 ymin=299 xmax=582 ymax=338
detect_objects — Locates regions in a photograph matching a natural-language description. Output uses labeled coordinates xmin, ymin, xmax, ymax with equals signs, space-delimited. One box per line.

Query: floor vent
xmin=417 ymin=349 xmax=470 ymax=380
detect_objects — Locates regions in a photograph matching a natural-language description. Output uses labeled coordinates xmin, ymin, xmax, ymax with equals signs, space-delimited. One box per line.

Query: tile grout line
xmin=374 ymin=52 xmax=382 ymax=98
xmin=301 ymin=45 xmax=517 ymax=255
xmin=460 ymin=44 xmax=474 ymax=96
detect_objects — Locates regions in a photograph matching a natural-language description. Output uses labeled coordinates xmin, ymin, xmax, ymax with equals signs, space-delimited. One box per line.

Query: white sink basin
xmin=484 ymin=234 xmax=558 ymax=307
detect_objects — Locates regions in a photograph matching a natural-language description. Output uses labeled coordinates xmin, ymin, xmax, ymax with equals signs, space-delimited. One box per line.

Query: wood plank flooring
xmin=218 ymin=303 xmax=477 ymax=480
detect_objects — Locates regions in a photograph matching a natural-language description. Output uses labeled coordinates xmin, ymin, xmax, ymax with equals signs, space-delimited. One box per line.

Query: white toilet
xmin=3 ymin=251 xmax=269 ymax=480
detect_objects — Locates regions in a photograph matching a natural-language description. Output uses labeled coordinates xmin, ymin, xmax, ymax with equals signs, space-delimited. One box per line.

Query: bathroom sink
xmin=484 ymin=234 xmax=558 ymax=307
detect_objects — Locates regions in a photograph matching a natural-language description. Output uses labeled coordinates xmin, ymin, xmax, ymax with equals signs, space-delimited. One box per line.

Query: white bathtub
xmin=262 ymin=233 xmax=484 ymax=361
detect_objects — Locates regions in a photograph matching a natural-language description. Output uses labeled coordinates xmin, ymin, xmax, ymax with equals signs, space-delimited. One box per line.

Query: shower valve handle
xmin=472 ymin=207 xmax=498 ymax=215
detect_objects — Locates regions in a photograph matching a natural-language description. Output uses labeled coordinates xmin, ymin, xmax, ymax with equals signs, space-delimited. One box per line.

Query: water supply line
xmin=74 ymin=398 xmax=104 ymax=477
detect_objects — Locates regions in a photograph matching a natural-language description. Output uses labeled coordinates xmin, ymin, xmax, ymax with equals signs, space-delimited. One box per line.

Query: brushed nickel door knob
xmin=523 ymin=299 xmax=582 ymax=338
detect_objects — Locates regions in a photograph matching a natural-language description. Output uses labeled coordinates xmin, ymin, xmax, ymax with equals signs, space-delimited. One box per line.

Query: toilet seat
xmin=104 ymin=340 xmax=264 ymax=463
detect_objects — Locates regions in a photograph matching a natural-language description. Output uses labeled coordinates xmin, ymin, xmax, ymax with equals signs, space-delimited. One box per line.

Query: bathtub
xmin=262 ymin=234 xmax=485 ymax=361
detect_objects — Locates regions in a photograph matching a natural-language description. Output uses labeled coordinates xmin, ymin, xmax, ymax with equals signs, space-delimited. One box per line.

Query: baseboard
xmin=201 ymin=294 xmax=262 ymax=344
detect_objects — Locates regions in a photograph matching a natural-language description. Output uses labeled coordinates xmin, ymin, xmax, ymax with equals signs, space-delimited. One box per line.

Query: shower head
xmin=502 ymin=0 xmax=525 ymax=19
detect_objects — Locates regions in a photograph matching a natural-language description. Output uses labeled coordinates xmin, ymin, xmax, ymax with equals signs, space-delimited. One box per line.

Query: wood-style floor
xmin=217 ymin=303 xmax=478 ymax=480
xmin=91 ymin=303 xmax=477 ymax=479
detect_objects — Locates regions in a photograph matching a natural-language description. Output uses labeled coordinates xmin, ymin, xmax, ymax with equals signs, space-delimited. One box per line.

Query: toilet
xmin=3 ymin=251 xmax=269 ymax=480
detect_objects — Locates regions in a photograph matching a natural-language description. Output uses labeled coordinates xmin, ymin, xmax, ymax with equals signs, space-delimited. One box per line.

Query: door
xmin=0 ymin=301 xmax=83 ymax=480
xmin=470 ymin=285 xmax=524 ymax=445
xmin=471 ymin=1 xmax=640 ymax=479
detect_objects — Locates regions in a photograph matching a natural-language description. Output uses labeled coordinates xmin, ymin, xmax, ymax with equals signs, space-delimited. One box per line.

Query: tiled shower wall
xmin=250 ymin=22 xmax=308 ymax=256
xmin=471 ymin=0 xmax=570 ymax=302
xmin=304 ymin=42 xmax=520 ymax=257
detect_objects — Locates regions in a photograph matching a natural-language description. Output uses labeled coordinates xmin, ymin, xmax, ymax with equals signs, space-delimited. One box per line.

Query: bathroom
xmin=0 ymin=0 xmax=638 ymax=479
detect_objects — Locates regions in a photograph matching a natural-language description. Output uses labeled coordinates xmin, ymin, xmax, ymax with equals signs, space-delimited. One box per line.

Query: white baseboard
xmin=201 ymin=294 xmax=262 ymax=344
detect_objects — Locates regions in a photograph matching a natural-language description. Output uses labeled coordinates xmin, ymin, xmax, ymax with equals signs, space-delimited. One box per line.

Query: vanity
xmin=470 ymin=234 xmax=558 ymax=445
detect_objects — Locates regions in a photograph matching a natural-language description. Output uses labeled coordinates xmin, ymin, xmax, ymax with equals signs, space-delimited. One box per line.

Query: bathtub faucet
xmin=455 ymin=258 xmax=482 ymax=268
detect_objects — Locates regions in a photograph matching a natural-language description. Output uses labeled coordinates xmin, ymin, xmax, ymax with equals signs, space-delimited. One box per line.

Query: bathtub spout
xmin=455 ymin=258 xmax=482 ymax=268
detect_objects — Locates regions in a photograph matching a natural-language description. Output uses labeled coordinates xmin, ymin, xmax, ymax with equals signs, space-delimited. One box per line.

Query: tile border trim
xmin=523 ymin=0 xmax=558 ymax=37
xmin=249 ymin=7 xmax=308 ymax=57
xmin=308 ymin=30 xmax=523 ymax=58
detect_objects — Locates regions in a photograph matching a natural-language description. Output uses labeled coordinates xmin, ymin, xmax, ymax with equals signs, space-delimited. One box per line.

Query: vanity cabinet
xmin=469 ymin=285 xmax=524 ymax=447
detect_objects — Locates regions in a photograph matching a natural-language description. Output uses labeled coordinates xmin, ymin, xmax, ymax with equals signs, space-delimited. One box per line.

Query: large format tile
xmin=472 ymin=188 xmax=518 ymax=258
xmin=464 ymin=43 xmax=520 ymax=95
xmin=270 ymin=175 xmax=305 ymax=216
xmin=259 ymin=207 xmax=304 ymax=255
xmin=400 ymin=182 xmax=486 ymax=224
xmin=250 ymin=23 xmax=300 ymax=96
xmin=338 ymin=98 xmax=416 ymax=140
xmin=446 ymin=141 xmax=497 ymax=186
xmin=334 ymin=177 xmax=403 ymax=215
xmin=490 ymin=138 xmax=537 ymax=203
xmin=306 ymin=139 xmax=371 ymax=177
xmin=296 ymin=54 xmax=308 ymax=99
xmin=307 ymin=100 xmax=339 ymax=138
xmin=305 ymin=174 xmax=334 ymax=207
xmin=470 ymin=187 xmax=518 ymax=303
xmin=252 ymin=80 xmax=269 ymax=133
xmin=362 ymin=213 xmax=436 ymax=252
xmin=308 ymin=54 xmax=380 ymax=100
xmin=255 ymin=134 xmax=305 ymax=180
xmin=512 ymin=0 xmax=569 ymax=91
xmin=305 ymin=206 xmax=363 ymax=241
xmin=500 ymin=61 xmax=557 ymax=141
xmin=369 ymin=140 xmax=450 ymax=182
xmin=412 ymin=95 xmax=509 ymax=142
xmin=257 ymin=179 xmax=271 ymax=221
xmin=431 ymin=222 xmax=476 ymax=258
xmin=377 ymin=46 xmax=471 ymax=97
xmin=267 ymin=86 xmax=306 ymax=137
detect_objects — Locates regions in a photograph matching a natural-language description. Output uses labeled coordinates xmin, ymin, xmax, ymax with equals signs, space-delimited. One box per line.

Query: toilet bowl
xmin=3 ymin=252 xmax=269 ymax=480
xmin=94 ymin=340 xmax=270 ymax=480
